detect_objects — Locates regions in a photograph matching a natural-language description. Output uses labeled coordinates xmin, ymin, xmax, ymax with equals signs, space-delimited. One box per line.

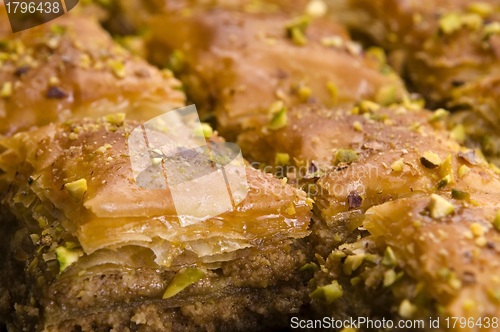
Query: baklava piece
xmin=0 ymin=116 xmax=312 ymax=331
xmin=147 ymin=9 xmax=405 ymax=139
xmin=0 ymin=15 xmax=184 ymax=136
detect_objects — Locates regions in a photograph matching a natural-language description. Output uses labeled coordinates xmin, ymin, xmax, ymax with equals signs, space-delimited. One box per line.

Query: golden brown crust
xmin=0 ymin=15 xmax=184 ymax=136
xmin=147 ymin=9 xmax=405 ymax=139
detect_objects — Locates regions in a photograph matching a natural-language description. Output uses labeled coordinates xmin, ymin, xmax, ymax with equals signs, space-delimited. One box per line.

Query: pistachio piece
xmin=299 ymin=262 xmax=319 ymax=272
xmin=65 ymin=179 xmax=87 ymax=203
xmin=163 ymin=267 xmax=205 ymax=299
xmin=439 ymin=154 xmax=455 ymax=184
xmin=347 ymin=191 xmax=363 ymax=210
xmin=268 ymin=107 xmax=288 ymax=131
xmin=326 ymin=81 xmax=338 ymax=105
xmin=383 ymin=269 xmax=397 ymax=287
xmin=439 ymin=13 xmax=462 ymax=34
xmin=391 ymin=158 xmax=404 ymax=172
xmin=0 ymin=82 xmax=12 ymax=99
xmin=451 ymin=124 xmax=466 ymax=143
xmin=334 ymin=149 xmax=358 ymax=165
xmin=192 ymin=123 xmax=213 ymax=138
xmin=104 ymin=113 xmax=126 ymax=125
xmin=46 ymin=86 xmax=68 ymax=99
xmin=468 ymin=2 xmax=494 ymax=17
xmin=309 ymin=281 xmax=343 ymax=304
xmin=297 ymin=85 xmax=312 ymax=102
xmin=375 ymin=85 xmax=396 ymax=106
xmin=108 ymin=59 xmax=126 ymax=78
xmin=343 ymin=254 xmax=365 ymax=275
xmin=359 ymin=100 xmax=380 ymax=113
xmin=428 ymin=194 xmax=454 ymax=219
xmin=483 ymin=22 xmax=500 ymax=39
xmin=167 ymin=50 xmax=185 ymax=73
xmin=382 ymin=246 xmax=397 ymax=267
xmin=56 ymin=246 xmax=83 ymax=273
xmin=268 ymin=100 xmax=284 ymax=114
xmin=399 ymin=299 xmax=417 ymax=318
xmin=420 ymin=151 xmax=442 ymax=169
xmin=353 ymin=121 xmax=363 ymax=132
xmin=428 ymin=108 xmax=450 ymax=123
xmin=493 ymin=211 xmax=500 ymax=232
xmin=275 ymin=152 xmax=290 ymax=166
xmin=437 ymin=174 xmax=452 ymax=189
xmin=458 ymin=165 xmax=470 ymax=178
xmin=451 ymin=188 xmax=470 ymax=200
xmin=458 ymin=150 xmax=480 ymax=165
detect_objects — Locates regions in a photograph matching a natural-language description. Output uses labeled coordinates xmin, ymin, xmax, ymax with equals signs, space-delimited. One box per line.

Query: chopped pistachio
xmin=343 ymin=254 xmax=365 ymax=275
xmin=306 ymin=0 xmax=327 ymax=17
xmin=297 ymin=85 xmax=312 ymax=102
xmin=309 ymin=281 xmax=343 ymax=304
xmin=420 ymin=151 xmax=442 ymax=169
xmin=326 ymin=81 xmax=338 ymax=105
xmin=483 ymin=22 xmax=500 ymax=39
xmin=68 ymin=132 xmax=78 ymax=140
xmin=437 ymin=174 xmax=452 ymax=190
xmin=268 ymin=107 xmax=288 ymax=130
xmin=334 ymin=149 xmax=358 ymax=165
xmin=399 ymin=299 xmax=417 ymax=318
xmin=321 ymin=35 xmax=344 ymax=48
xmin=65 ymin=179 xmax=87 ymax=203
xmin=451 ymin=188 xmax=470 ymax=200
xmin=350 ymin=277 xmax=361 ymax=286
xmin=30 ymin=234 xmax=40 ymax=245
xmin=285 ymin=202 xmax=296 ymax=215
xmin=439 ymin=154 xmax=455 ymax=184
xmin=167 ymin=50 xmax=185 ymax=72
xmin=268 ymin=100 xmax=284 ymax=114
xmin=1 ymin=82 xmax=12 ymax=98
xmin=458 ymin=165 xmax=470 ymax=178
xmin=429 ymin=108 xmax=450 ymax=123
xmin=439 ymin=13 xmax=462 ymax=34
xmin=382 ymin=246 xmax=397 ymax=267
xmin=359 ymin=100 xmax=380 ymax=113
xmin=450 ymin=124 xmax=466 ymax=143
xmin=108 ymin=59 xmax=126 ymax=78
xmin=493 ymin=211 xmax=500 ymax=232
xmin=163 ymin=267 xmax=205 ymax=299
xmin=470 ymin=222 xmax=484 ymax=237
xmin=366 ymin=47 xmax=387 ymax=65
xmin=468 ymin=2 xmax=494 ymax=17
xmin=192 ymin=123 xmax=213 ymax=138
xmin=353 ymin=121 xmax=363 ymax=132
xmin=461 ymin=13 xmax=483 ymax=30
xmin=383 ymin=269 xmax=397 ymax=287
xmin=375 ymin=85 xmax=396 ymax=106
xmin=56 ymin=246 xmax=83 ymax=273
xmin=299 ymin=262 xmax=319 ymax=272
xmin=151 ymin=158 xmax=162 ymax=166
xmin=391 ymin=158 xmax=404 ymax=172
xmin=285 ymin=16 xmax=310 ymax=46
xmin=104 ymin=113 xmax=126 ymax=125
xmin=428 ymin=194 xmax=454 ymax=219
xmin=275 ymin=152 xmax=290 ymax=166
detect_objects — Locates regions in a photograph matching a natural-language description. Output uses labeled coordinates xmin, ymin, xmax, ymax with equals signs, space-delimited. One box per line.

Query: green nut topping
xmin=163 ymin=267 xmax=205 ymax=299
xmin=299 ymin=262 xmax=319 ymax=272
xmin=343 ymin=254 xmax=365 ymax=275
xmin=1 ymin=82 xmax=12 ymax=99
xmin=428 ymin=194 xmax=454 ymax=219
xmin=326 ymin=81 xmax=338 ymax=105
xmin=334 ymin=149 xmax=358 ymax=165
xmin=382 ymin=246 xmax=397 ymax=267
xmin=437 ymin=174 xmax=452 ymax=190
xmin=65 ymin=179 xmax=87 ymax=203
xmin=483 ymin=22 xmax=500 ymax=39
xmin=420 ymin=151 xmax=442 ymax=169
xmin=429 ymin=108 xmax=450 ymax=123
xmin=104 ymin=113 xmax=126 ymax=125
xmin=375 ymin=85 xmax=397 ymax=106
xmin=275 ymin=152 xmax=290 ymax=166
xmin=439 ymin=13 xmax=462 ymax=34
xmin=56 ymin=246 xmax=83 ymax=273
xmin=383 ymin=269 xmax=397 ymax=287
xmin=285 ymin=16 xmax=310 ymax=46
xmin=309 ymin=280 xmax=343 ymax=304
xmin=493 ymin=211 xmax=500 ymax=232
xmin=451 ymin=188 xmax=470 ymax=200
xmin=468 ymin=2 xmax=494 ymax=17
xmin=167 ymin=49 xmax=185 ymax=73
xmin=193 ymin=123 xmax=213 ymax=138
xmin=268 ymin=107 xmax=288 ymax=130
